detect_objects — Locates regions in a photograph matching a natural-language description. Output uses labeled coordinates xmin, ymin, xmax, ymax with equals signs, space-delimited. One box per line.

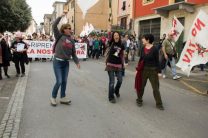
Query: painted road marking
xmin=179 ymin=80 xmax=207 ymax=95
xmin=182 ymin=78 xmax=208 ymax=83
xmin=0 ymin=97 xmax=10 ymax=100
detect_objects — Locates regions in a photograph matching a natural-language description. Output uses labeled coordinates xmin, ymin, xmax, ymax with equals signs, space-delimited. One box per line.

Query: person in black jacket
xmin=137 ymin=34 xmax=164 ymax=110
xmin=11 ymin=32 xmax=28 ymax=77
xmin=105 ymin=31 xmax=125 ymax=103
xmin=0 ymin=34 xmax=12 ymax=79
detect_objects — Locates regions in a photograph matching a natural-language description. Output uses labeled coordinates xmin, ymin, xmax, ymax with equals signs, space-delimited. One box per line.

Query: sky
xmin=26 ymin=0 xmax=66 ymax=25
xmin=26 ymin=0 xmax=100 ymax=25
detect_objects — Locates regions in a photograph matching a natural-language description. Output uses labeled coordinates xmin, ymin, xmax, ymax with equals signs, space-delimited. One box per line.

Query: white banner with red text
xmin=171 ymin=16 xmax=184 ymax=42
xmin=176 ymin=10 xmax=208 ymax=76
xmin=75 ymin=43 xmax=87 ymax=59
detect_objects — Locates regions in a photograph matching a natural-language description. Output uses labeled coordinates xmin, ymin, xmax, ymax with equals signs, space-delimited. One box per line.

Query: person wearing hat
xmin=11 ymin=32 xmax=28 ymax=77
xmin=162 ymin=32 xmax=181 ymax=80
xmin=50 ymin=13 xmax=80 ymax=106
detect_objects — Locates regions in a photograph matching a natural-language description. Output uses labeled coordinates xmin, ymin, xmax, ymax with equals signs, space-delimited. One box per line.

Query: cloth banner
xmin=171 ymin=16 xmax=184 ymax=42
xmin=75 ymin=43 xmax=87 ymax=59
xmin=27 ymin=41 xmax=87 ymax=59
xmin=176 ymin=10 xmax=208 ymax=76
xmin=27 ymin=41 xmax=53 ymax=58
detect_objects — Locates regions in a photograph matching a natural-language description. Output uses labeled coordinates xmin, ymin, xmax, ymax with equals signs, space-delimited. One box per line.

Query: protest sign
xmin=176 ymin=10 xmax=208 ymax=76
xmin=27 ymin=41 xmax=53 ymax=58
xmin=171 ymin=16 xmax=184 ymax=42
xmin=75 ymin=43 xmax=87 ymax=59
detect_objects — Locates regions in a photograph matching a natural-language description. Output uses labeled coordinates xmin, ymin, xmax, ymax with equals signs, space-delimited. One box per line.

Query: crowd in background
xmin=0 ymin=30 xmax=207 ymax=81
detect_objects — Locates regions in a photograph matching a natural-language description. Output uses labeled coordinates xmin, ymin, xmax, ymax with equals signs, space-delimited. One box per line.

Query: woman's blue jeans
xmin=52 ymin=59 xmax=69 ymax=98
xmin=108 ymin=70 xmax=123 ymax=100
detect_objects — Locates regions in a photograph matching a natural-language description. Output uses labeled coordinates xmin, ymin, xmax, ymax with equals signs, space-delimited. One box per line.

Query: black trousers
xmin=14 ymin=57 xmax=25 ymax=74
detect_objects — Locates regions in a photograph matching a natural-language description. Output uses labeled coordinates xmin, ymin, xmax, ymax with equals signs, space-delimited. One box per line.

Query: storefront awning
xmin=153 ymin=2 xmax=195 ymax=17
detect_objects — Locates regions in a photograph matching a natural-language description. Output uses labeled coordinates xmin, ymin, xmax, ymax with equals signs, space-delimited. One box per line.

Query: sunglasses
xmin=65 ymin=27 xmax=71 ymax=30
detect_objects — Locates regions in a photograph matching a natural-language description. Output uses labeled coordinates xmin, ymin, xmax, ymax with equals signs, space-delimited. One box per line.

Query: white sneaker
xmin=162 ymin=75 xmax=166 ymax=79
xmin=176 ymin=75 xmax=182 ymax=79
xmin=50 ymin=98 xmax=57 ymax=106
xmin=60 ymin=97 xmax=71 ymax=104
xmin=173 ymin=75 xmax=182 ymax=80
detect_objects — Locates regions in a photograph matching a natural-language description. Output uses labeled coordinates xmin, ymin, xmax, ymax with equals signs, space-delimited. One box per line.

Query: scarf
xmin=135 ymin=60 xmax=144 ymax=94
xmin=0 ymin=44 xmax=2 ymax=64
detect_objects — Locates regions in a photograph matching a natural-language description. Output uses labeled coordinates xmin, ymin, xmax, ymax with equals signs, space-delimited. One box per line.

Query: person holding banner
xmin=135 ymin=34 xmax=164 ymax=110
xmin=162 ymin=32 xmax=181 ymax=80
xmin=11 ymin=32 xmax=28 ymax=77
xmin=105 ymin=31 xmax=125 ymax=103
xmin=50 ymin=13 xmax=80 ymax=106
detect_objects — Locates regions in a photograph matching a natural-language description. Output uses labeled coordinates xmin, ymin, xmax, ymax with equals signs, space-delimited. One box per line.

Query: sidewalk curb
xmin=0 ymin=64 xmax=30 ymax=138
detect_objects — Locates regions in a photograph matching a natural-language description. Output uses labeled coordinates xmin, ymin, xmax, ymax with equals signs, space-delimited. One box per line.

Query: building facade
xmin=52 ymin=1 xmax=66 ymax=19
xmin=65 ymin=0 xmax=75 ymax=33
xmin=25 ymin=19 xmax=38 ymax=35
xmin=65 ymin=0 xmax=109 ymax=35
xmin=51 ymin=1 xmax=66 ymax=35
xmin=43 ymin=14 xmax=52 ymax=35
xmin=109 ymin=0 xmax=119 ymax=30
xmin=117 ymin=0 xmax=134 ymax=31
xmin=134 ymin=0 xmax=208 ymax=48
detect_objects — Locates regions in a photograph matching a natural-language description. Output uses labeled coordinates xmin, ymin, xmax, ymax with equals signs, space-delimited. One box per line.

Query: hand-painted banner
xmin=27 ymin=41 xmax=87 ymax=59
xmin=27 ymin=41 xmax=53 ymax=58
xmin=171 ymin=16 xmax=184 ymax=42
xmin=176 ymin=10 xmax=208 ymax=76
xmin=75 ymin=43 xmax=87 ymax=59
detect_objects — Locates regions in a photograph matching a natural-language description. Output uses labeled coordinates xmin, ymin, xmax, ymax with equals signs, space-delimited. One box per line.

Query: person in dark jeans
xmin=92 ymin=36 xmax=100 ymax=59
xmin=136 ymin=34 xmax=164 ymax=110
xmin=11 ymin=32 xmax=28 ymax=77
xmin=51 ymin=13 xmax=80 ymax=106
xmin=105 ymin=31 xmax=125 ymax=103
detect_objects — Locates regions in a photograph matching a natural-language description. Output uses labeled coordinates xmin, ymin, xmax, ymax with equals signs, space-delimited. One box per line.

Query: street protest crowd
xmin=0 ymin=12 xmax=208 ymax=110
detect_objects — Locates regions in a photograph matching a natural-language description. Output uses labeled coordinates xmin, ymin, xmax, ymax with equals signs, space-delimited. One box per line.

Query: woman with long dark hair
xmin=105 ymin=32 xmax=125 ymax=103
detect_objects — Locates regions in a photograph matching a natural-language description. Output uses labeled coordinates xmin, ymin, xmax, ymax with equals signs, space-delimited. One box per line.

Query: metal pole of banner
xmin=74 ymin=0 xmax=76 ymax=35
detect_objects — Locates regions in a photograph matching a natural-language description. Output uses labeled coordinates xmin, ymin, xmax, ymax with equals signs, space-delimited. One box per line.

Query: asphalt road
xmin=18 ymin=60 xmax=208 ymax=138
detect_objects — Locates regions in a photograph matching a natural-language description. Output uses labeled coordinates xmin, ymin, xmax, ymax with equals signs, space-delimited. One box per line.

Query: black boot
xmin=136 ymin=93 xmax=143 ymax=107
xmin=0 ymin=67 xmax=2 ymax=80
xmin=4 ymin=67 xmax=10 ymax=78
xmin=114 ymin=88 xmax=120 ymax=98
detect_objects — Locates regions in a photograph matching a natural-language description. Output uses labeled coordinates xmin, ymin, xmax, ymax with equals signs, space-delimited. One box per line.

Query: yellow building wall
xmin=75 ymin=0 xmax=109 ymax=35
